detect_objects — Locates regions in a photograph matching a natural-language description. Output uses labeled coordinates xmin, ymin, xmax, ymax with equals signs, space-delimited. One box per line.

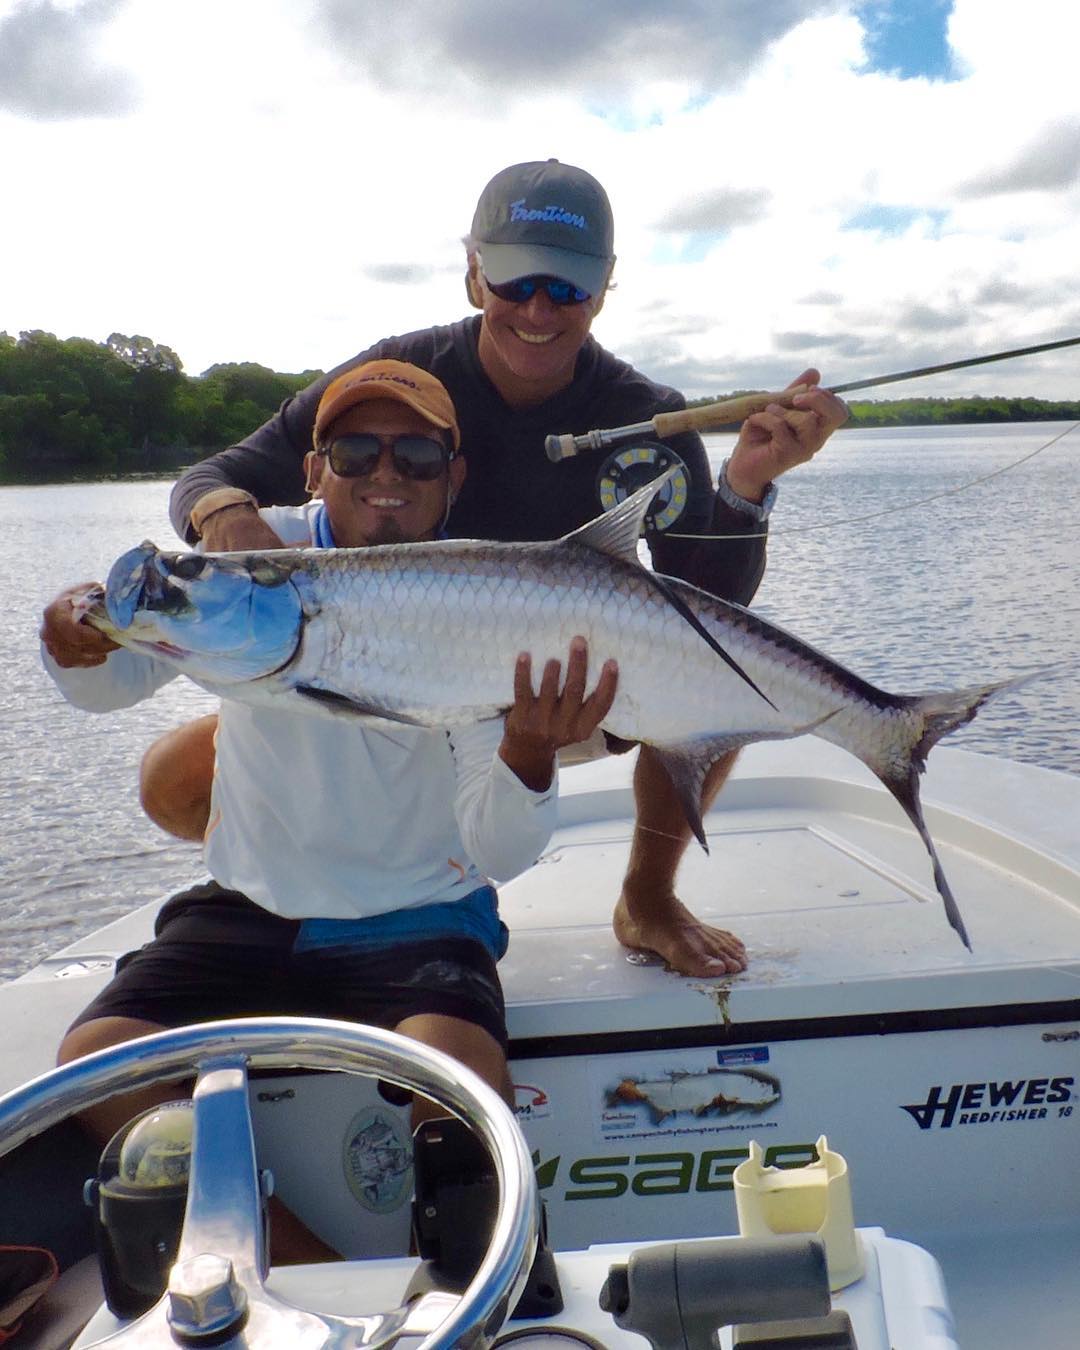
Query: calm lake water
xmin=2 ymin=422 xmax=1078 ymax=982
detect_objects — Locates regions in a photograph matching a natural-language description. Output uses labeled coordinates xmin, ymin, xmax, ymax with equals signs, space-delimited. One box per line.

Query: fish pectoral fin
xmin=294 ymin=686 xmax=425 ymax=726
xmin=651 ymin=715 xmax=840 ymax=851
xmin=649 ymin=736 xmax=740 ymax=853
xmin=562 ymin=467 xmax=680 ymax=563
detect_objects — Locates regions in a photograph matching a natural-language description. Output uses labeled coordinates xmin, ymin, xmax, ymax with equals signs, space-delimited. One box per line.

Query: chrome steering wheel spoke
xmin=177 ymin=1057 xmax=266 ymax=1277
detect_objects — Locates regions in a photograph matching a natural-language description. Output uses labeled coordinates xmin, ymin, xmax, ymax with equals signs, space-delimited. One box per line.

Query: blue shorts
xmin=68 ymin=881 xmax=509 ymax=1049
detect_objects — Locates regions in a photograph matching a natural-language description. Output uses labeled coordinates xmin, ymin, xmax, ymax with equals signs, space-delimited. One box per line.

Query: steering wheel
xmin=0 ymin=1017 xmax=539 ymax=1350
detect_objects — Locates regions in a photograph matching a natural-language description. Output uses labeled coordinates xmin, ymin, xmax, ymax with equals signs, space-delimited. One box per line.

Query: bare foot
xmin=613 ymin=892 xmax=747 ymax=976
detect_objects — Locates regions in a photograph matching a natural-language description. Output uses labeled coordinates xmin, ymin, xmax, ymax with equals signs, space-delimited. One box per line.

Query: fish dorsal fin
xmin=562 ymin=468 xmax=679 ymax=564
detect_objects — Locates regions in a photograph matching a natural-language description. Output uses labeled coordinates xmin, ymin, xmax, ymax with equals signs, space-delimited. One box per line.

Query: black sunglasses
xmin=322 ymin=433 xmax=452 ymax=482
xmin=484 ymin=274 xmax=591 ymax=306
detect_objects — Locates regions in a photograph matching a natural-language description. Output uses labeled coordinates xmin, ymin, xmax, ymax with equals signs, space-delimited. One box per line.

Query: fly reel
xmin=595 ymin=444 xmax=689 ymax=532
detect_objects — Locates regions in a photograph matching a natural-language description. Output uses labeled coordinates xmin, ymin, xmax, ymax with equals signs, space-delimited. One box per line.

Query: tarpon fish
xmin=607 ymin=1067 xmax=781 ymax=1123
xmin=84 ymin=475 xmax=1042 ymax=951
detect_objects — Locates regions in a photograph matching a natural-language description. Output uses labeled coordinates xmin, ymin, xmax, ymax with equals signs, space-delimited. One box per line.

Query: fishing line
xmin=663 ymin=419 xmax=1080 ymax=542
xmin=633 ymin=821 xmax=703 ymax=845
xmin=1041 ymin=964 xmax=1080 ymax=987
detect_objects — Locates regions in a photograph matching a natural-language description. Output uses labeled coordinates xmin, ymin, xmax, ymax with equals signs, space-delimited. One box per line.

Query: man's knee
xmin=394 ymin=1013 xmax=511 ymax=1104
xmin=57 ymin=1015 xmax=166 ymax=1068
xmin=57 ymin=1016 xmax=187 ymax=1147
xmin=139 ymin=714 xmax=218 ymax=841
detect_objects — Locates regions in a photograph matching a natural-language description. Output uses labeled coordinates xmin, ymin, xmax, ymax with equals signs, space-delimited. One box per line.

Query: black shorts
xmin=69 ymin=881 xmax=507 ymax=1049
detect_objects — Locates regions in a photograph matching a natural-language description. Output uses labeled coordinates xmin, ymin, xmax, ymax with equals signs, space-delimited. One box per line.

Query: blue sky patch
xmin=588 ymin=101 xmax=664 ymax=132
xmin=650 ymin=233 xmax=723 ymax=265
xmin=842 ymin=204 xmax=947 ymax=236
xmin=857 ymin=0 xmax=956 ymax=81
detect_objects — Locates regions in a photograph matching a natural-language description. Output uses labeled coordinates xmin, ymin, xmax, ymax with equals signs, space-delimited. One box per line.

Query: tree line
xmin=2 ymin=330 xmax=1077 ymax=483
xmin=688 ymin=391 xmax=1080 ymax=426
xmin=0 ymin=330 xmax=322 ymax=480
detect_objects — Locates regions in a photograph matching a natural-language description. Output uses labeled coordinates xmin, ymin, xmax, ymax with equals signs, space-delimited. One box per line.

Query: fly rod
xmin=544 ymin=334 xmax=1080 ymax=462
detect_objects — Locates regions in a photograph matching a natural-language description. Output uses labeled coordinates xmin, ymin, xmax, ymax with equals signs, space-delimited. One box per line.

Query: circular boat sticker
xmin=596 ymin=443 xmax=689 ymax=532
xmin=342 ymin=1106 xmax=413 ymax=1213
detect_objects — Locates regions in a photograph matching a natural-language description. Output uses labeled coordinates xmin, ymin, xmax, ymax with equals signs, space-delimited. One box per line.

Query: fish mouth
xmin=147 ymin=638 xmax=191 ymax=658
xmin=100 ymin=541 xmax=308 ymax=684
xmin=104 ymin=543 xmax=186 ymax=630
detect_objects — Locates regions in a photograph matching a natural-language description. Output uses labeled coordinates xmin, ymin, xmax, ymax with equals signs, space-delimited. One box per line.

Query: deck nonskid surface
xmin=499 ymin=740 xmax=1080 ymax=1036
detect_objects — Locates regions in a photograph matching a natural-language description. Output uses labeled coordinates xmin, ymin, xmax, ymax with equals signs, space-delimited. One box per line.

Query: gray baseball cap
xmin=471 ymin=159 xmax=615 ymax=298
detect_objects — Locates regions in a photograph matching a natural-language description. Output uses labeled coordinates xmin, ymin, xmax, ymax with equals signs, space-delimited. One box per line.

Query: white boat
xmin=1 ymin=737 xmax=1078 ymax=1347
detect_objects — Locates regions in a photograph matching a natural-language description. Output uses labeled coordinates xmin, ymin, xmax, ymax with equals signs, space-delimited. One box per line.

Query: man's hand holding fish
xmin=502 ymin=637 xmax=618 ymax=792
xmin=40 ymin=584 xmax=120 ymax=668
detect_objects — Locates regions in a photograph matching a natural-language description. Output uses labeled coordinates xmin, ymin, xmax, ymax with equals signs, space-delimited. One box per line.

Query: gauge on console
xmin=493 ymin=1329 xmax=609 ymax=1350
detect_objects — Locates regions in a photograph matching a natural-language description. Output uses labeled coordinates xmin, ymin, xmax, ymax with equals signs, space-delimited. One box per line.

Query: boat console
xmin=0 ymin=1017 xmax=957 ymax=1350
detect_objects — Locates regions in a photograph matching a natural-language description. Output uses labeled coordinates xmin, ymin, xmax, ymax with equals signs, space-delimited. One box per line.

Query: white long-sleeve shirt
xmin=43 ymin=505 xmax=557 ymax=921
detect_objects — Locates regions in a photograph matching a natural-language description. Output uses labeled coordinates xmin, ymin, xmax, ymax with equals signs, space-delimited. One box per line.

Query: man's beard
xmin=362 ymin=518 xmax=408 ymax=545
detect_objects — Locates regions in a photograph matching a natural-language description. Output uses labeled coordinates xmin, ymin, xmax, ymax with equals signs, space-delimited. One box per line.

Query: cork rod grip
xmin=652 ymin=385 xmax=809 ymax=438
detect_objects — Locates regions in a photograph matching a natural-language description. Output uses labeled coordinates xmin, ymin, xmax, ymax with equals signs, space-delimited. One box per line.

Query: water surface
xmin=2 ymin=423 xmax=1077 ymax=981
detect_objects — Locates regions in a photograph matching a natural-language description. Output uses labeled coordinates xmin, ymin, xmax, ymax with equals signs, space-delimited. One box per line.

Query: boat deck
xmin=4 ymin=741 xmax=1079 ymax=1346
xmin=498 ymin=738 xmax=1080 ymax=1036
xmin=8 ymin=740 xmax=1080 ymax=1053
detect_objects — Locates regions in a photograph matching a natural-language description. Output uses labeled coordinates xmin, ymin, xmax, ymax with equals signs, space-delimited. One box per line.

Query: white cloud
xmin=310 ymin=0 xmax=844 ymax=101
xmin=2 ymin=0 xmax=1078 ymax=395
xmin=0 ymin=0 xmax=137 ymax=118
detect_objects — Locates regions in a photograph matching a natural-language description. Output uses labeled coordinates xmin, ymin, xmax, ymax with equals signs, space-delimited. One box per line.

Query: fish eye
xmin=171 ymin=556 xmax=207 ymax=581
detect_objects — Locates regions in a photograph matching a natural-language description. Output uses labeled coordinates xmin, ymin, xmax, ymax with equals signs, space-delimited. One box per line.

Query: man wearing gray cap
xmin=162 ymin=158 xmax=848 ymax=979
xmin=469 ymin=158 xmax=615 ymax=297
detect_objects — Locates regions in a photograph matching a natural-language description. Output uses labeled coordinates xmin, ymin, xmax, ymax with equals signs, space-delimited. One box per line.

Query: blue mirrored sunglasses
xmin=484 ymin=274 xmax=591 ymax=306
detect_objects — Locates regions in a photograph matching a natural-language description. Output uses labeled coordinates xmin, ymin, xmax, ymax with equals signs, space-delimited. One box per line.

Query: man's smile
xmin=512 ymin=329 xmax=558 ymax=345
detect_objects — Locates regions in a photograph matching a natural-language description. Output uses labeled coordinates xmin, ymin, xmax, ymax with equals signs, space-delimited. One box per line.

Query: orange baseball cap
xmin=314 ymin=359 xmax=461 ymax=451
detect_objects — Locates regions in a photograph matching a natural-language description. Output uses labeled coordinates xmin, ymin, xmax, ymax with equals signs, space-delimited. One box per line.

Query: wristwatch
xmin=718 ymin=458 xmax=777 ymax=523
xmin=190 ymin=488 xmax=258 ymax=537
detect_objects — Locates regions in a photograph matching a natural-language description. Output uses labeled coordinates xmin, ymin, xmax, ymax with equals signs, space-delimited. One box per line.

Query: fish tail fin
xmin=877 ymin=758 xmax=973 ymax=951
xmin=911 ymin=666 xmax=1059 ymax=766
xmin=870 ymin=666 xmax=1067 ymax=951
xmin=898 ymin=664 xmax=1069 ymax=789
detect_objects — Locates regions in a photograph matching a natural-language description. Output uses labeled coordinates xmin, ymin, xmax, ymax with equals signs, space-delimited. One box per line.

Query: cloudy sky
xmin=2 ymin=0 xmax=1079 ymax=398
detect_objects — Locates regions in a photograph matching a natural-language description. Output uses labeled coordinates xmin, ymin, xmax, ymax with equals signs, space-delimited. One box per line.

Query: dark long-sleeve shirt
xmin=171 ymin=316 xmax=767 ymax=604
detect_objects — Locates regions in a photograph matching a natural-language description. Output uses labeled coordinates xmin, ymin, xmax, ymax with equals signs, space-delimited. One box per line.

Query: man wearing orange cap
xmin=164 ymin=160 xmax=847 ymax=979
xmin=41 ymin=360 xmax=616 ymax=1258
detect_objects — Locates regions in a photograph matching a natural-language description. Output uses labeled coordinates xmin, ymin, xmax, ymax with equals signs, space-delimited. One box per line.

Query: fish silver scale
xmin=287 ymin=541 xmax=921 ymax=774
